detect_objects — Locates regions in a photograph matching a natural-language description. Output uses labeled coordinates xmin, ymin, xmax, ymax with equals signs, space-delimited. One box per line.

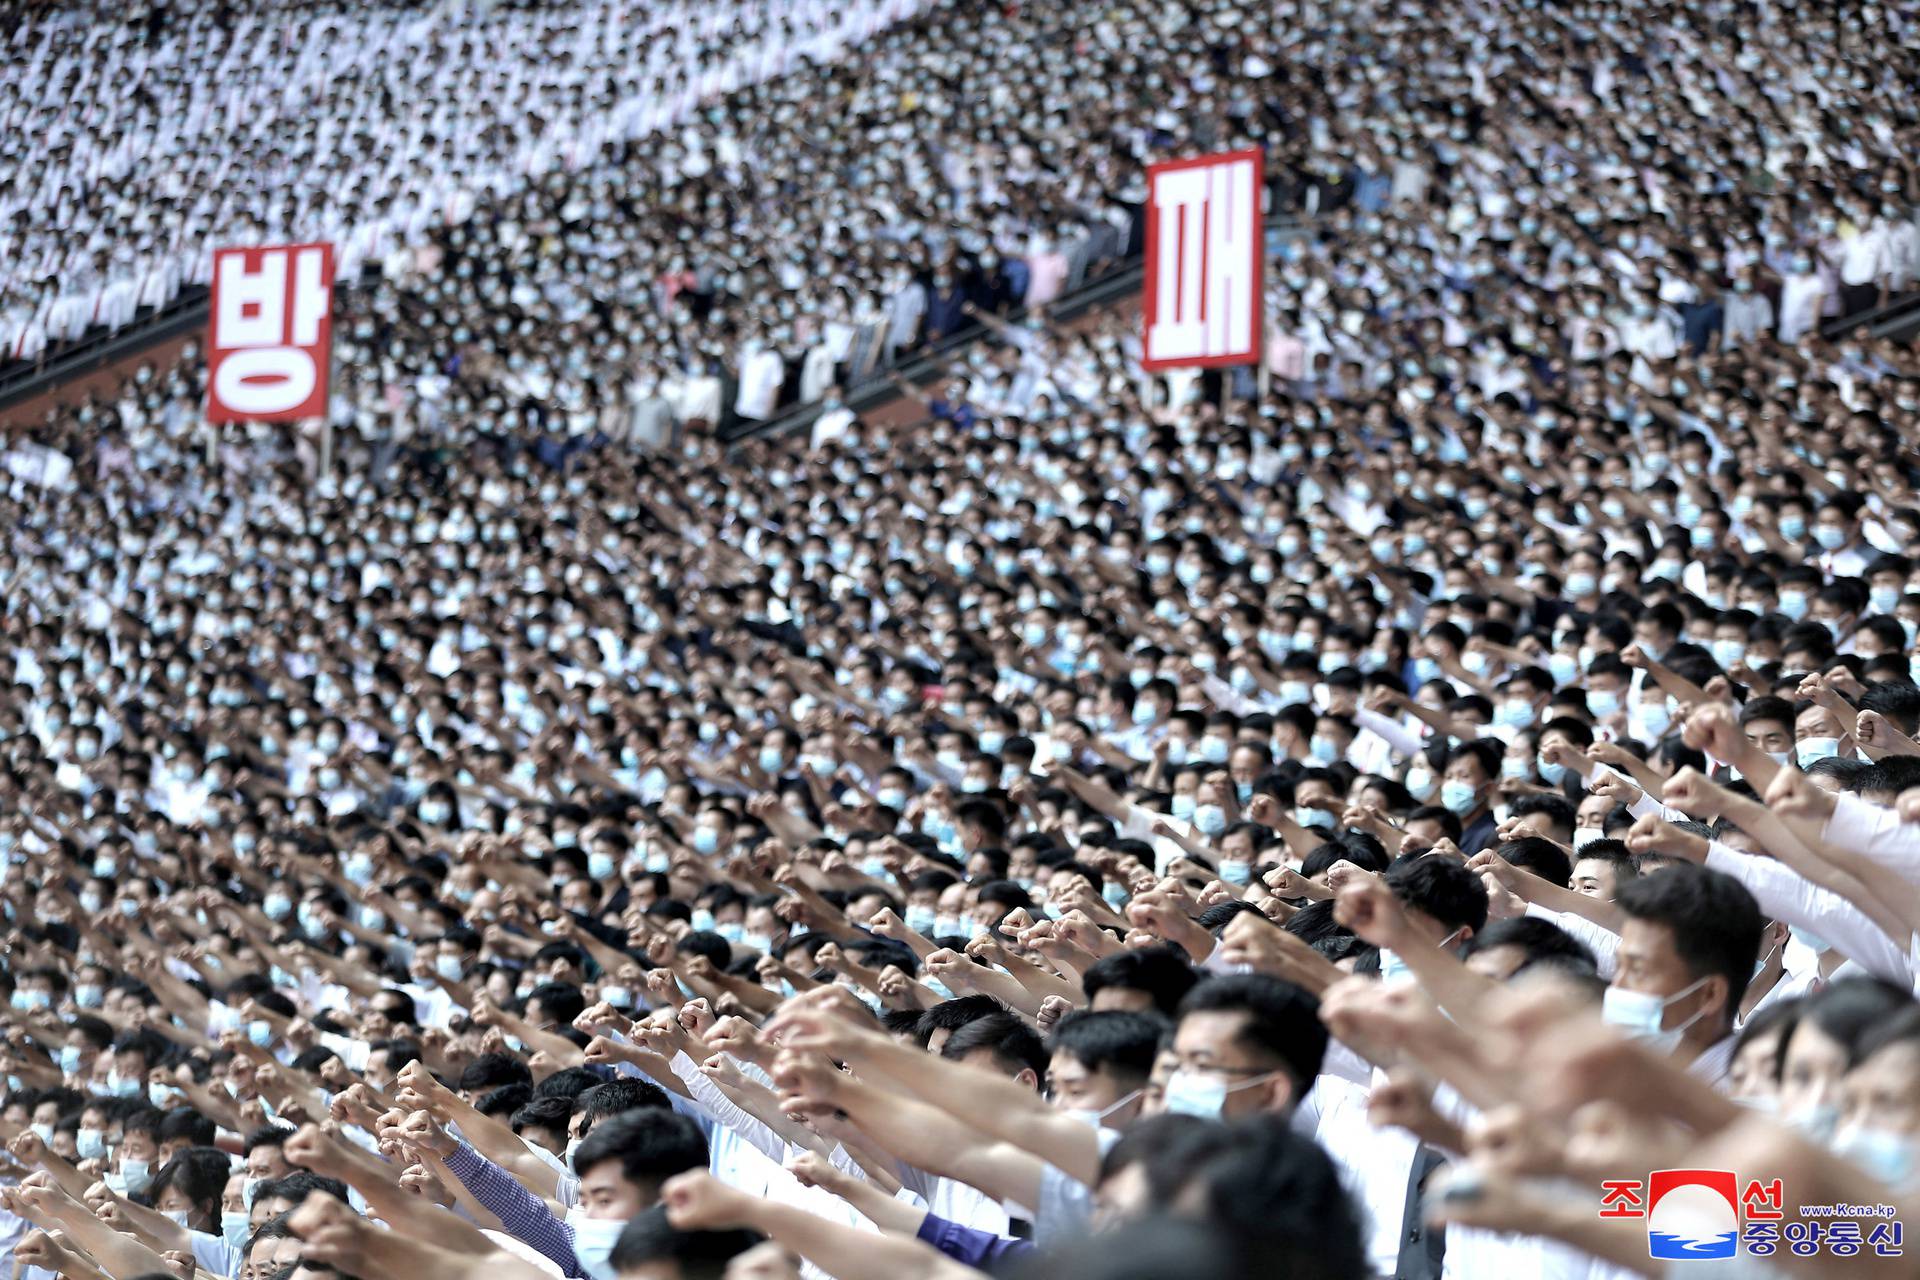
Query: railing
xmin=0 ymin=285 xmax=212 ymax=415
xmin=1820 ymin=290 xmax=1920 ymax=343
xmin=721 ymin=217 xmax=1311 ymax=450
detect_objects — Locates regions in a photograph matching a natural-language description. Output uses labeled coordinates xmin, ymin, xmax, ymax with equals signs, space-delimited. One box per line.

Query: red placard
xmin=1141 ymin=149 xmax=1263 ymax=370
xmin=207 ymin=243 xmax=334 ymax=423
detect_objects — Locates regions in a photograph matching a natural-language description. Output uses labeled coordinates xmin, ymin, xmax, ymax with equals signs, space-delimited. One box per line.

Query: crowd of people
xmin=8 ymin=0 xmax=1920 ymax=1278
xmin=0 ymin=0 xmax=932 ymax=367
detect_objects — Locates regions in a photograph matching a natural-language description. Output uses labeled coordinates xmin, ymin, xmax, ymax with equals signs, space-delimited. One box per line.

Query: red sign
xmin=207 ymin=243 xmax=334 ymax=423
xmin=1141 ymin=149 xmax=1263 ymax=370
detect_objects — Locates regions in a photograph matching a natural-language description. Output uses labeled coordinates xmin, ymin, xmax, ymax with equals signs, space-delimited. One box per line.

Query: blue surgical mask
xmin=1193 ymin=804 xmax=1228 ymax=836
xmin=117 ymin=1158 xmax=152 ymax=1195
xmin=1440 ymin=779 xmax=1479 ymax=815
xmin=1832 ymin=1126 xmax=1918 ymax=1189
xmin=587 ymin=851 xmax=617 ymax=880
xmin=1537 ymin=756 xmax=1567 ymax=787
xmin=1795 ymin=737 xmax=1840 ymax=769
xmin=221 ymin=1210 xmax=252 ymax=1249
xmin=1632 ymin=700 xmax=1674 ymax=741
xmin=1600 ymin=977 xmax=1709 ymax=1055
xmin=567 ymin=1209 xmax=625 ymax=1280
xmin=1219 ymin=859 xmax=1252 ymax=886
xmin=692 ymin=828 xmax=720 ymax=854
xmin=1587 ymin=689 xmax=1620 ymax=719
xmin=906 ymin=905 xmax=939 ymax=935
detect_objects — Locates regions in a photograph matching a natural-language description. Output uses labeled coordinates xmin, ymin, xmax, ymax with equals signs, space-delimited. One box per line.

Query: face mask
xmin=1494 ymin=700 xmax=1533 ymax=729
xmin=30 ymin=1122 xmax=53 ymax=1146
xmin=435 ymin=954 xmax=466 ymax=982
xmin=1832 ymin=1126 xmax=1918 ymax=1189
xmin=1795 ymin=737 xmax=1840 ymax=769
xmin=77 ymin=1128 xmax=108 ymax=1160
xmin=164 ymin=1209 xmax=194 ymax=1228
xmin=1061 ymin=1088 xmax=1142 ymax=1131
xmin=1777 ymin=589 xmax=1808 ymax=620
xmin=1813 ymin=527 xmax=1847 ymax=550
xmin=906 ymin=905 xmax=939 ymax=935
xmin=1537 ymin=757 xmax=1567 ymax=786
xmin=1587 ymin=689 xmax=1620 ymax=719
xmin=1193 ymin=804 xmax=1228 ymax=836
xmin=1601 ymin=976 xmax=1709 ymax=1055
xmin=1870 ymin=585 xmax=1901 ymax=615
xmin=57 ymin=1045 xmax=84 ymax=1075
xmin=109 ymin=1072 xmax=143 ymax=1099
xmin=566 ymin=1208 xmax=626 ymax=1280
xmin=1710 ymin=639 xmax=1745 ymax=669
xmin=263 ymin=894 xmax=293 ymax=922
xmin=1632 ymin=700 xmax=1674 ymax=741
xmin=248 ymin=1020 xmax=275 ymax=1048
xmin=1440 ymin=780 xmax=1479 ymax=816
xmin=117 ymin=1159 xmax=153 ymax=1195
xmin=1102 ymin=882 xmax=1130 ymax=910
xmin=692 ymin=829 xmax=720 ymax=854
xmin=1162 ymin=1068 xmax=1273 ymax=1118
xmin=691 ymin=909 xmax=717 ymax=933
xmin=1219 ymin=859 xmax=1252 ymax=886
xmin=221 ymin=1209 xmax=252 ymax=1249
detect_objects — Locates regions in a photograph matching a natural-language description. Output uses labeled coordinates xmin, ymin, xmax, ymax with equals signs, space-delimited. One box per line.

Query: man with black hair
xmin=1439 ymin=740 xmax=1502 ymax=852
xmin=459 ymin=1053 xmax=534 ymax=1103
xmin=1604 ymin=864 xmax=1763 ymax=1083
xmin=1044 ymin=1011 xmax=1163 ymax=1131
xmin=1166 ymin=975 xmax=1327 ymax=1120
xmin=1462 ymin=916 xmax=1599 ymax=982
xmin=939 ymin=1012 xmax=1048 ymax=1092
xmin=913 ymin=995 xmax=1006 ymax=1053
xmin=1079 ymin=945 xmax=1197 ymax=1017
xmin=441 ymin=1105 xmax=710 ymax=1280
xmin=609 ymin=1204 xmax=763 ymax=1280
xmin=1494 ymin=836 xmax=1572 ymax=889
xmin=243 ymin=1125 xmax=293 ymax=1184
xmin=1570 ymin=841 xmax=1636 ymax=901
xmin=511 ymin=1095 xmax=575 ymax=1156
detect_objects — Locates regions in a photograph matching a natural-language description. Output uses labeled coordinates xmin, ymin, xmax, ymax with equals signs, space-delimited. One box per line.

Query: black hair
xmin=476 ymin=1083 xmax=534 ymax=1118
xmin=913 ymin=995 xmax=1005 ymax=1049
xmin=1385 ymin=854 xmax=1489 ymax=933
xmin=1461 ymin=917 xmax=1598 ymax=979
xmin=1171 ymin=1115 xmax=1365 ymax=1280
xmin=1787 ymin=978 xmax=1917 ymax=1069
xmin=608 ymin=1204 xmax=763 ymax=1280
xmin=156 ymin=1109 xmax=218 ymax=1148
xmin=1080 ymin=945 xmax=1199 ymax=1018
xmin=1175 ymin=976 xmax=1328 ymax=1098
xmin=1496 ymin=837 xmax=1572 ymax=889
xmin=1614 ymin=865 xmax=1764 ymax=1016
xmin=574 ymin=1078 xmax=671 ymax=1139
xmin=939 ymin=1011 xmax=1049 ymax=1079
xmin=569 ymin=1109 xmax=709 ymax=1193
xmin=458 ymin=1053 xmax=532 ymax=1093
xmin=509 ymin=1095 xmax=574 ymax=1140
xmin=533 ymin=1066 xmax=604 ymax=1104
xmin=1047 ymin=1011 xmax=1165 ymax=1087
xmin=146 ymin=1146 xmax=228 ymax=1228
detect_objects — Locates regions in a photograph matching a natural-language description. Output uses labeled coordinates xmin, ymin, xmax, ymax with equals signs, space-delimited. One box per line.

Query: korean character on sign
xmin=1867 ymin=1222 xmax=1903 ymax=1256
xmin=1740 ymin=1178 xmax=1784 ymax=1221
xmin=1825 ymin=1223 xmax=1863 ymax=1257
xmin=1598 ymin=1181 xmax=1645 ymax=1218
xmin=1781 ymin=1222 xmax=1822 ymax=1257
xmin=1741 ymin=1224 xmax=1779 ymax=1256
